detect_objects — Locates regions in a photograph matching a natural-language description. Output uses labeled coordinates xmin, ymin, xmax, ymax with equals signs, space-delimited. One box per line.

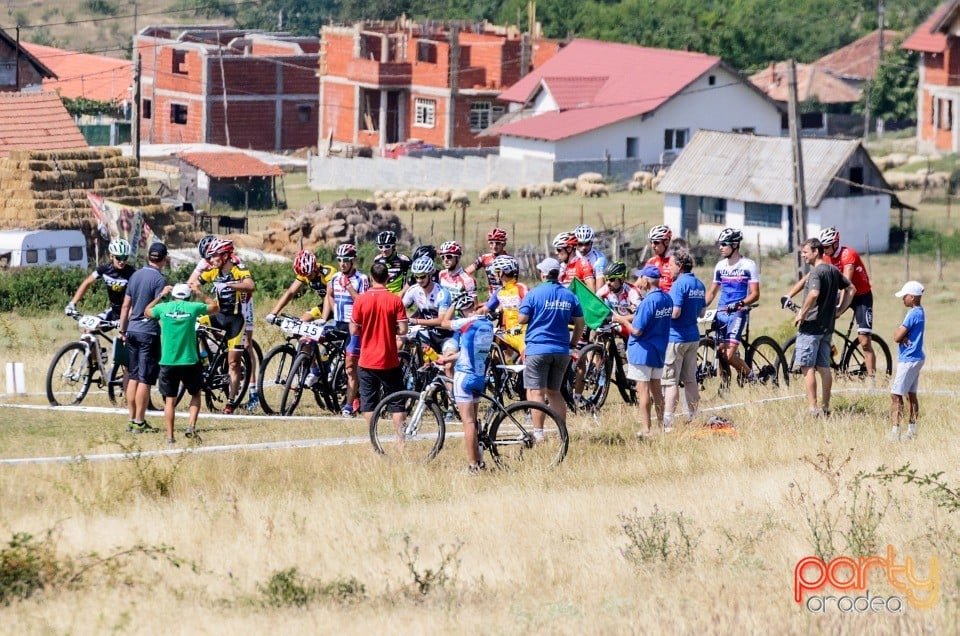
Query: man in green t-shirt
xmin=146 ymin=283 xmax=218 ymax=444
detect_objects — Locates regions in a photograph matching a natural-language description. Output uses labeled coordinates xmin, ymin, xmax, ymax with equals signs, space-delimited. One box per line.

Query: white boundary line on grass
xmin=2 ymin=388 xmax=960 ymax=466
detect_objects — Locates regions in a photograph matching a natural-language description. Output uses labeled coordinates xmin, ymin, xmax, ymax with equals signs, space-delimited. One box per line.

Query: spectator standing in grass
xmin=518 ymin=257 xmax=585 ymax=436
xmin=614 ymin=265 xmax=673 ymax=437
xmin=351 ymin=262 xmax=409 ymax=436
xmin=662 ymin=248 xmax=706 ymax=430
xmin=889 ymin=281 xmax=925 ymax=441
xmin=145 ymin=283 xmax=218 ymax=444
xmin=792 ymin=238 xmax=854 ymax=417
xmin=118 ymin=242 xmax=169 ymax=434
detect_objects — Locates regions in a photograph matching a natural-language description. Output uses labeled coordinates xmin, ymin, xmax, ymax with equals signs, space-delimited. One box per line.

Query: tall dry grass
xmin=1 ymin=251 xmax=958 ymax=632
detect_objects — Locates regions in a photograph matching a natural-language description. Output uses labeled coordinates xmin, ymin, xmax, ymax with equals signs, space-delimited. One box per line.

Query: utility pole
xmin=787 ymin=59 xmax=808 ymax=280
xmin=133 ymin=56 xmax=141 ymax=167
xmin=15 ymin=26 xmax=19 ymax=90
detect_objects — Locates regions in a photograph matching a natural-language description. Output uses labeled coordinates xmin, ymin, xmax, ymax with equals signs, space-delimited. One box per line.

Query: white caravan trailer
xmin=0 ymin=229 xmax=87 ymax=268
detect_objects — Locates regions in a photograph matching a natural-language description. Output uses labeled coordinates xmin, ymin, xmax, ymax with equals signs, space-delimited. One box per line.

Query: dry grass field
xmin=2 ymin=241 xmax=959 ymax=632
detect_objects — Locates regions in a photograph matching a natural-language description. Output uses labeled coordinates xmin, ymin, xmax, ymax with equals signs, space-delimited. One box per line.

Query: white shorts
xmin=891 ymin=360 xmax=924 ymax=396
xmin=626 ymin=363 xmax=663 ymax=382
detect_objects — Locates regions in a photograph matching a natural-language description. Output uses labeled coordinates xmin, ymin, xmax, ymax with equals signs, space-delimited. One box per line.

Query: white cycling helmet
xmin=648 ymin=225 xmax=673 ymax=242
xmin=108 ymin=238 xmax=131 ymax=257
xmin=410 ymin=255 xmax=436 ymax=276
xmin=574 ymin=225 xmax=595 ymax=243
xmin=818 ymin=227 xmax=840 ymax=247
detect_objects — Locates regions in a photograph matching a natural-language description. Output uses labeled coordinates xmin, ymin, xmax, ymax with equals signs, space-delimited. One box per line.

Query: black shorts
xmin=358 ymin=366 xmax=405 ymax=413
xmin=126 ymin=331 xmax=161 ymax=385
xmin=209 ymin=313 xmax=245 ymax=346
xmin=158 ymin=364 xmax=203 ymax=399
xmin=851 ymin=291 xmax=873 ymax=334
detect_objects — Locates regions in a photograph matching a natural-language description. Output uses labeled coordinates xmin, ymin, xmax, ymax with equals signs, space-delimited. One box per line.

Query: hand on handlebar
xmin=265 ymin=313 xmax=277 ymax=325
xmin=780 ymin=296 xmax=797 ymax=311
xmin=65 ymin=301 xmax=77 ymax=315
xmin=725 ymin=301 xmax=744 ymax=314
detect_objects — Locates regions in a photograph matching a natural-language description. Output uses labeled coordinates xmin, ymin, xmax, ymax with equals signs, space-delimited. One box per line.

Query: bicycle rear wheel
xmin=257 ymin=344 xmax=296 ymax=415
xmin=106 ymin=364 xmax=159 ymax=411
xmin=46 ymin=342 xmax=93 ymax=406
xmin=841 ymin=333 xmax=893 ymax=379
xmin=486 ymin=400 xmax=568 ymax=470
xmin=576 ymin=343 xmax=608 ymax=410
xmin=203 ymin=348 xmax=252 ymax=412
xmin=280 ymin=352 xmax=312 ymax=416
xmin=369 ymin=390 xmax=445 ymax=462
xmin=745 ymin=336 xmax=789 ymax=387
xmin=781 ymin=335 xmax=802 ymax=379
xmin=696 ymin=337 xmax=719 ymax=392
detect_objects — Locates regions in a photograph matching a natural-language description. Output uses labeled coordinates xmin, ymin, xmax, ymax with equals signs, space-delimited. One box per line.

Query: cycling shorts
xmin=713 ymin=309 xmax=748 ymax=345
xmin=209 ymin=313 xmax=245 ymax=349
xmin=453 ymin=372 xmax=486 ymax=403
xmin=851 ymin=291 xmax=873 ymax=334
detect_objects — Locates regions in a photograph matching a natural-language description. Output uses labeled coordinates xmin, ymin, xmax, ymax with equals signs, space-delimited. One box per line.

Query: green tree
xmin=857 ymin=43 xmax=918 ymax=123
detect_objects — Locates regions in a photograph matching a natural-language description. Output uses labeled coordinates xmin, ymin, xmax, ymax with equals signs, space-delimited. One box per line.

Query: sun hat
xmin=536 ymin=257 xmax=562 ymax=275
xmin=894 ymin=281 xmax=924 ymax=297
xmin=171 ymin=283 xmax=191 ymax=299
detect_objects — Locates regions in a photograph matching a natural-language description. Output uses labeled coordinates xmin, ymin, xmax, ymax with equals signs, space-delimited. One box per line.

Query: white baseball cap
xmin=536 ymin=257 xmax=561 ymax=275
xmin=894 ymin=281 xmax=924 ymax=298
xmin=171 ymin=283 xmax=192 ymax=299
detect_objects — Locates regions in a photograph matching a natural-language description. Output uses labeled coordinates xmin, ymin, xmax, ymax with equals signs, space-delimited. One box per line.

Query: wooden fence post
xmin=937 ymin=234 xmax=943 ymax=281
xmin=903 ymin=231 xmax=910 ymax=280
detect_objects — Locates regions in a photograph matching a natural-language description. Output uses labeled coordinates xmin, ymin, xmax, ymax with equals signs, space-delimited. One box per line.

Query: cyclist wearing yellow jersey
xmin=191 ymin=238 xmax=255 ymax=413
xmin=477 ymin=255 xmax=527 ymax=356
xmin=265 ymin=249 xmax=335 ymax=324
xmin=372 ymin=230 xmax=411 ymax=295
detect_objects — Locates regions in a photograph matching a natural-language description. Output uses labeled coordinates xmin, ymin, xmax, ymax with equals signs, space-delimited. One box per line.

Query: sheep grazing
xmin=577 ymin=182 xmax=609 ymax=197
xmin=560 ymin=177 xmax=578 ymax=190
xmin=577 ymin=172 xmax=604 ymax=183
xmin=520 ymin=184 xmax=544 ymax=199
xmin=450 ymin=191 xmax=470 ymax=206
xmin=479 ymin=184 xmax=509 ymax=203
xmin=632 ymin=170 xmax=655 ymax=189
xmin=627 ymin=180 xmax=644 ymax=193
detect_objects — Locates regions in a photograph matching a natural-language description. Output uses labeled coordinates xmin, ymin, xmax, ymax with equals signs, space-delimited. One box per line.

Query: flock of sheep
xmin=876 ymin=152 xmax=951 ymax=191
xmin=372 ymin=188 xmax=469 ymax=211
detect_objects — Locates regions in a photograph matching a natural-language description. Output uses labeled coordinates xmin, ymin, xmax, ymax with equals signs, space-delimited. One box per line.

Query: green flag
xmin=569 ymin=277 xmax=612 ymax=330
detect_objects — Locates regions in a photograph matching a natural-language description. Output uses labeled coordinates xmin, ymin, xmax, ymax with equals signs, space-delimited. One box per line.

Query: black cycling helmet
xmin=197 ymin=234 xmax=216 ymax=259
xmin=604 ymin=260 xmax=628 ymax=280
xmin=412 ymin=244 xmax=437 ymax=262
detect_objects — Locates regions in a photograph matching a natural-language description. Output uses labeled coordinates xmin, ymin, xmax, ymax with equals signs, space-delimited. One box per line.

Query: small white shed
xmin=0 ymin=230 xmax=87 ymax=268
xmin=656 ymin=131 xmax=909 ymax=253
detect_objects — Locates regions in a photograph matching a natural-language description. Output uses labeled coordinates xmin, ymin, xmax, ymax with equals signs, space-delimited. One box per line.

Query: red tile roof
xmin=20 ymin=43 xmax=132 ymax=103
xmin=495 ymin=39 xmax=720 ymax=141
xmin=178 ymin=152 xmax=284 ymax=178
xmin=0 ymin=92 xmax=88 ymax=158
xmin=749 ymin=62 xmax=860 ymax=104
xmin=815 ymin=29 xmax=900 ymax=80
xmin=902 ymin=2 xmax=952 ymax=53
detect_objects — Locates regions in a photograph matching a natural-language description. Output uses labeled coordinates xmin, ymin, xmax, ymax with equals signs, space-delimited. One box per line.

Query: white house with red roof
xmin=491 ymin=39 xmax=781 ymax=178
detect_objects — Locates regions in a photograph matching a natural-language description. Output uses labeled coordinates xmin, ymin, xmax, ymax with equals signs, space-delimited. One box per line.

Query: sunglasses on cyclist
xmin=114 ymin=255 xmax=128 ymax=261
xmin=414 ymin=274 xmax=429 ymax=280
xmin=441 ymin=254 xmax=457 ymax=260
xmin=719 ymin=241 xmax=737 ymax=247
xmin=377 ymin=244 xmax=393 ymax=250
xmin=488 ymin=240 xmax=505 ymax=246
xmin=337 ymin=257 xmax=354 ymax=262
xmin=650 ymin=240 xmax=667 ymax=246
xmin=577 ymin=242 xmax=591 ymax=247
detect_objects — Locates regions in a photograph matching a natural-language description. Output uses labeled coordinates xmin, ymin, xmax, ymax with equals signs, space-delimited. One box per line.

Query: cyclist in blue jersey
xmin=320 ymin=244 xmax=370 ymax=416
xmin=703 ymin=228 xmax=760 ymax=381
xmin=440 ymin=291 xmax=493 ymax=473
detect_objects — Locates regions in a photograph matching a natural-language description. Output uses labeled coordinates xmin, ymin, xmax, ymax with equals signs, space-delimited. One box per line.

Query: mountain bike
xmin=369 ymin=363 xmax=568 ymax=469
xmin=176 ymin=321 xmax=253 ymax=412
xmin=696 ymin=304 xmax=789 ymax=393
xmin=779 ymin=299 xmax=892 ymax=380
xmin=47 ymin=311 xmax=125 ymax=407
xmin=279 ymin=319 xmax=348 ymax=415
xmin=577 ymin=320 xmax=637 ymax=410
xmin=257 ymin=314 xmax=311 ymax=415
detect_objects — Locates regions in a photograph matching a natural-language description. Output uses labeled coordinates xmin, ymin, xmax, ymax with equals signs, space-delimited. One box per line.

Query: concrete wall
xmin=308 ymin=153 xmax=554 ymax=190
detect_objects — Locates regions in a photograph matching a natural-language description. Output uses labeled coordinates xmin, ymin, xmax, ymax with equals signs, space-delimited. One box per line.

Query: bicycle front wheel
xmin=257 ymin=344 xmax=296 ymax=415
xmin=576 ymin=343 xmax=609 ymax=410
xmin=745 ymin=336 xmax=789 ymax=387
xmin=280 ymin=352 xmax=312 ymax=416
xmin=369 ymin=390 xmax=445 ymax=462
xmin=780 ymin=335 xmax=802 ymax=379
xmin=696 ymin=337 xmax=719 ymax=392
xmin=487 ymin=400 xmax=568 ymax=470
xmin=204 ymin=348 xmax=252 ymax=412
xmin=46 ymin=342 xmax=94 ymax=406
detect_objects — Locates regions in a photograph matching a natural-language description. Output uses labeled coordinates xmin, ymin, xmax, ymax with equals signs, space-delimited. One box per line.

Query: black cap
xmin=148 ymin=242 xmax=168 ymax=259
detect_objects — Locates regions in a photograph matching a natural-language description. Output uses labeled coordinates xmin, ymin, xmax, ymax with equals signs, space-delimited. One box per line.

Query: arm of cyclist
xmin=704 ymin=281 xmax=721 ymax=307
xmin=741 ymin=282 xmax=760 ymax=308
xmin=784 ymin=273 xmax=809 ymax=302
xmin=66 ymin=272 xmax=98 ymax=313
xmin=836 ymin=279 xmax=855 ymax=316
xmin=265 ymin=279 xmax=304 ymax=324
xmin=227 ymin=276 xmax=255 ymax=293
xmin=317 ymin=280 xmax=335 ymax=322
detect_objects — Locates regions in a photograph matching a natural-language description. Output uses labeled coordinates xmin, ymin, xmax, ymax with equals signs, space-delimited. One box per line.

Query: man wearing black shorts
xmin=119 ymin=242 xmax=169 ymax=433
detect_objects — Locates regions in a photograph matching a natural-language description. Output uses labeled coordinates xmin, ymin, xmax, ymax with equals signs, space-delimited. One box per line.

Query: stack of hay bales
xmin=262 ymin=198 xmax=408 ymax=257
xmin=0 ymin=148 xmax=196 ymax=246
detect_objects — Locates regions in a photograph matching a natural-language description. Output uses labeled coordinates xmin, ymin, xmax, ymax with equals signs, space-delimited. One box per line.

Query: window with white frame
xmin=664 ymin=128 xmax=689 ymax=151
xmin=469 ymin=101 xmax=504 ymax=132
xmin=415 ymin=98 xmax=436 ymax=128
xmin=698 ymin=197 xmax=726 ymax=225
xmin=744 ymin=202 xmax=782 ymax=227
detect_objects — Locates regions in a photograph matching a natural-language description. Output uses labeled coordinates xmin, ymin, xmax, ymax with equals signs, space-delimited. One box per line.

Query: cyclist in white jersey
xmin=319 ymin=243 xmax=370 ymax=416
xmin=703 ymin=228 xmax=760 ymax=380
xmin=574 ymin=225 xmax=608 ymax=288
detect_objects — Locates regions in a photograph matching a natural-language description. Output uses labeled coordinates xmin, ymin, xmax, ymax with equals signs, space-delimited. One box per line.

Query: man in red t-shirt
xmin=351 ymin=262 xmax=409 ymax=427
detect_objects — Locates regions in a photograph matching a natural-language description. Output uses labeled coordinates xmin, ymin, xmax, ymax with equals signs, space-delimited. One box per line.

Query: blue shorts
xmin=453 ymin=372 xmax=485 ymax=403
xmin=796 ymin=332 xmax=832 ymax=369
xmin=126 ymin=331 xmax=161 ymax=385
xmin=714 ymin=309 xmax=747 ymax=344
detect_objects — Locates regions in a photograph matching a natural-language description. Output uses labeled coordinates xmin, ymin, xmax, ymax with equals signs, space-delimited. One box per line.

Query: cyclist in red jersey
xmin=465 ymin=227 xmax=510 ymax=299
xmin=782 ymin=227 xmax=877 ymax=383
xmin=437 ymin=241 xmax=477 ymax=302
xmin=642 ymin=225 xmax=674 ymax=292
xmin=553 ymin=232 xmax=596 ymax=291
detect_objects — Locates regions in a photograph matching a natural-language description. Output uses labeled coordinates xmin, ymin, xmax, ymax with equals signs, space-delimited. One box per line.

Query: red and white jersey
xmin=597 ymin=281 xmax=642 ymax=316
xmin=439 ymin=267 xmax=477 ymax=297
xmin=645 ymin=253 xmax=673 ymax=292
xmin=559 ymin=252 xmax=595 ymax=287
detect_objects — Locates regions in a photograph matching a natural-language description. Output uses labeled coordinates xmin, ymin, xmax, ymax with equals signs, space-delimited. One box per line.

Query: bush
xmin=0 ymin=267 xmax=99 ymax=314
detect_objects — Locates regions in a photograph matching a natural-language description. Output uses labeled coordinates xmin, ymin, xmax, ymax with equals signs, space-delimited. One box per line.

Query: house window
xmin=936 ymin=97 xmax=953 ymax=130
xmin=626 ymin=137 xmax=639 ymax=158
xmin=698 ymin=197 xmax=726 ymax=225
xmin=142 ymin=98 xmax=152 ymax=120
xmin=732 ymin=127 xmax=754 ymax=134
xmin=414 ymin=98 xmax=436 ymax=128
xmin=664 ymin=128 xmax=689 ymax=151
xmin=172 ymin=49 xmax=187 ymax=75
xmin=416 ymin=41 xmax=437 ymax=63
xmin=744 ymin=202 xmax=782 ymax=227
xmin=708 ymin=75 xmax=716 ymax=86
xmin=68 ymin=246 xmax=83 ymax=261
xmin=171 ymin=104 xmax=188 ymax=125
xmin=849 ymin=167 xmax=864 ymax=196
xmin=25 ymin=249 xmax=37 ymax=264
xmin=297 ymin=104 xmax=312 ymax=123
xmin=469 ymin=102 xmax=502 ymax=132
xmin=45 ymin=248 xmax=56 ymax=263
xmin=800 ymin=112 xmax=825 ymax=130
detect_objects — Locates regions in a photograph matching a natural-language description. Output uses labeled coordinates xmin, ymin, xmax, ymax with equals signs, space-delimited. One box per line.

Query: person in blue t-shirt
xmin=440 ymin=292 xmax=493 ymax=472
xmin=663 ymin=249 xmax=706 ymax=430
xmin=518 ymin=257 xmax=585 ymax=434
xmin=613 ymin=264 xmax=673 ymax=437
xmin=889 ymin=281 xmax=926 ymax=442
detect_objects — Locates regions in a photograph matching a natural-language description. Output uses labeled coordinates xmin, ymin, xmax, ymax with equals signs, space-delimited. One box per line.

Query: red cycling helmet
xmin=293 ymin=249 xmax=317 ymax=277
xmin=486 ymin=227 xmax=507 ymax=242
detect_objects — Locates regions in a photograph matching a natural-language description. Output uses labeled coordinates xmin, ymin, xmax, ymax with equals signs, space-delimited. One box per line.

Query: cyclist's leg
xmin=344 ymin=328 xmax=361 ymax=410
xmin=223 ymin=317 xmax=245 ymax=404
xmin=853 ymin=292 xmax=876 ymax=378
xmin=454 ymin=372 xmax=484 ymax=466
xmin=720 ymin=311 xmax=751 ymax=376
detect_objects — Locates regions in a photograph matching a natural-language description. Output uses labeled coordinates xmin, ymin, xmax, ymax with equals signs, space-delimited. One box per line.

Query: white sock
xmin=663 ymin=412 xmax=674 ymax=427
